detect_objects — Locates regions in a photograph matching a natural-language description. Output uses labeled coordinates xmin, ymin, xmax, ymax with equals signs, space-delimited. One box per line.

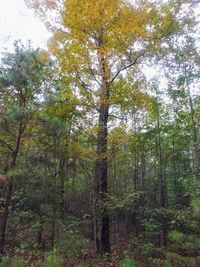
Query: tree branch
xmin=109 ymin=51 xmax=145 ymax=85
xmin=0 ymin=139 xmax=14 ymax=153
xmin=108 ymin=114 xmax=124 ymax=120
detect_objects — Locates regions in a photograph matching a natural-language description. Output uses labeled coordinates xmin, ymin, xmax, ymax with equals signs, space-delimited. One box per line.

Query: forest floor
xmin=2 ymin=211 xmax=200 ymax=267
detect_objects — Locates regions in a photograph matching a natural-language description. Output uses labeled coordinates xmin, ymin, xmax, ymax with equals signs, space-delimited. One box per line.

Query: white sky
xmin=0 ymin=0 xmax=199 ymax=52
xmin=0 ymin=0 xmax=51 ymax=52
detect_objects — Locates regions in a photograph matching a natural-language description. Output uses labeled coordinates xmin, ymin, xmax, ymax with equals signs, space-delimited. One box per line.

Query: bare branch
xmin=109 ymin=51 xmax=145 ymax=85
xmin=108 ymin=114 xmax=124 ymax=120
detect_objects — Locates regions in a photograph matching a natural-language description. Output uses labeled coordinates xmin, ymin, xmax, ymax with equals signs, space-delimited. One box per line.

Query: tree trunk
xmin=94 ymin=43 xmax=111 ymax=255
xmin=187 ymin=85 xmax=199 ymax=179
xmin=155 ymin=105 xmax=168 ymax=246
xmin=94 ymin=97 xmax=111 ymax=254
xmin=59 ymin=159 xmax=66 ymax=219
xmin=0 ymin=122 xmax=24 ymax=254
xmin=0 ymin=180 xmax=12 ymax=255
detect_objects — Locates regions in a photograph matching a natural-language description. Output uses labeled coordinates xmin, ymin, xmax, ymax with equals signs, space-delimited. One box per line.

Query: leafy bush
xmin=46 ymin=249 xmax=63 ymax=267
xmin=56 ymin=219 xmax=88 ymax=260
xmin=168 ymin=230 xmax=184 ymax=243
xmin=119 ymin=253 xmax=136 ymax=267
xmin=192 ymin=198 xmax=200 ymax=219
xmin=11 ymin=258 xmax=26 ymax=267
xmin=180 ymin=235 xmax=200 ymax=256
xmin=141 ymin=217 xmax=157 ymax=233
xmin=166 ymin=252 xmax=197 ymax=267
xmin=0 ymin=257 xmax=25 ymax=267
xmin=142 ymin=242 xmax=154 ymax=257
xmin=0 ymin=257 xmax=11 ymax=267
xmin=64 ymin=231 xmax=88 ymax=259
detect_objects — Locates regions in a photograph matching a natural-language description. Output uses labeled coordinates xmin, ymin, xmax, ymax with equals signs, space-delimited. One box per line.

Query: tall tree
xmin=0 ymin=41 xmax=48 ymax=254
xmin=27 ymin=0 xmax=182 ymax=254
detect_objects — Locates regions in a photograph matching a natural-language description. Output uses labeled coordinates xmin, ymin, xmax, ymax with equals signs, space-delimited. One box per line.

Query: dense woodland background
xmin=0 ymin=0 xmax=200 ymax=266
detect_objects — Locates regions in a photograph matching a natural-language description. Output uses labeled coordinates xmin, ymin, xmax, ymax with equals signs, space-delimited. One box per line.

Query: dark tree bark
xmin=94 ymin=39 xmax=111 ymax=254
xmin=94 ymin=100 xmax=111 ymax=254
xmin=94 ymin=89 xmax=111 ymax=254
xmin=58 ymin=159 xmax=66 ymax=219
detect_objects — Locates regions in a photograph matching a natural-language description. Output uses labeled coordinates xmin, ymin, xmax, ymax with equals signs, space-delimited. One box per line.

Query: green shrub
xmin=12 ymin=259 xmax=26 ymax=267
xmin=192 ymin=198 xmax=200 ymax=219
xmin=0 ymin=257 xmax=11 ymax=267
xmin=161 ymin=260 xmax=172 ymax=267
xmin=166 ymin=252 xmax=196 ymax=267
xmin=142 ymin=242 xmax=154 ymax=257
xmin=46 ymin=249 xmax=63 ymax=267
xmin=0 ymin=257 xmax=25 ymax=267
xmin=119 ymin=253 xmax=136 ymax=267
xmin=57 ymin=230 xmax=88 ymax=259
xmin=180 ymin=235 xmax=200 ymax=256
xmin=168 ymin=230 xmax=184 ymax=243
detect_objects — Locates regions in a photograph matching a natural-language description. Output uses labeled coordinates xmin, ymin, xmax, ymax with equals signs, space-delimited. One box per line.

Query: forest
xmin=0 ymin=0 xmax=200 ymax=266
